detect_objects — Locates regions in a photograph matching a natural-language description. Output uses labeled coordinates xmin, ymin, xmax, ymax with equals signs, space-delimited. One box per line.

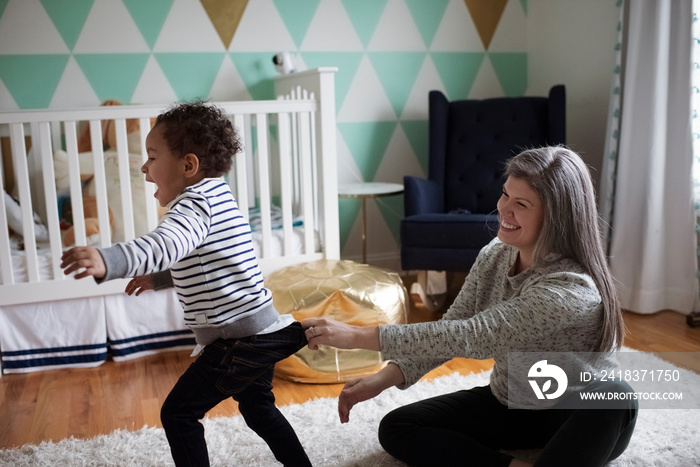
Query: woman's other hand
xmin=338 ymin=363 xmax=405 ymax=423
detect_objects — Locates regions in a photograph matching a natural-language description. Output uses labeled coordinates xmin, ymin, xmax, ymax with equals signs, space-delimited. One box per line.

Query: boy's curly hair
xmin=155 ymin=101 xmax=241 ymax=177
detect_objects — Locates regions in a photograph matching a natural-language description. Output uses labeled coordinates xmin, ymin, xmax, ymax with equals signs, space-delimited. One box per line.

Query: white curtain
xmin=601 ymin=0 xmax=697 ymax=315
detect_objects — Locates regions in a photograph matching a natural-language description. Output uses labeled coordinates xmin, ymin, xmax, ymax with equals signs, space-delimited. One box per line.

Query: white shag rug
xmin=1 ymin=351 xmax=699 ymax=467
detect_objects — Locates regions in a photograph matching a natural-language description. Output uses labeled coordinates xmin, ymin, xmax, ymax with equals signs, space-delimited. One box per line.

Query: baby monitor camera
xmin=272 ymin=52 xmax=298 ymax=75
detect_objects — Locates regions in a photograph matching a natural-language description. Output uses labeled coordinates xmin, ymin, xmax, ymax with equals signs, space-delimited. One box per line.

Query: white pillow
xmin=4 ymin=190 xmax=49 ymax=243
xmin=53 ymin=149 xmax=96 ymax=194
xmin=127 ymin=130 xmax=145 ymax=154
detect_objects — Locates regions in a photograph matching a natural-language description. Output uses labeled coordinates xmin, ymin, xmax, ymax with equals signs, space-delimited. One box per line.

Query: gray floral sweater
xmin=379 ymin=238 xmax=614 ymax=408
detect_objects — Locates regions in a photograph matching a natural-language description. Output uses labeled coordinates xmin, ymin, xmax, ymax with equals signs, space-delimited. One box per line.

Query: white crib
xmin=0 ymin=68 xmax=339 ymax=375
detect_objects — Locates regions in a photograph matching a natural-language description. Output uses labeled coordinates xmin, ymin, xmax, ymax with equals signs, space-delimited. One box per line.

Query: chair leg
xmin=410 ymin=270 xmax=447 ymax=312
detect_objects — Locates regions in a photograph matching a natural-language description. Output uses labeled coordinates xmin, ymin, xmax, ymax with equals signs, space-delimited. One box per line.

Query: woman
xmin=303 ymin=147 xmax=637 ymax=467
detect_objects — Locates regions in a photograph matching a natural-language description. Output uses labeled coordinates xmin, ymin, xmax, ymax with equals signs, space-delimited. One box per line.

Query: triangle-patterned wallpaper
xmin=0 ymin=0 xmax=529 ymax=266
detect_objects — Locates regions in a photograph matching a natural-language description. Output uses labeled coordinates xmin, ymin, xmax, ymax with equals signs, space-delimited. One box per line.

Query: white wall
xmin=528 ymin=0 xmax=620 ymax=189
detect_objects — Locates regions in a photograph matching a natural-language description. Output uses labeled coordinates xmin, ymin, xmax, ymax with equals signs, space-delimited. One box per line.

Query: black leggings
xmin=378 ymin=382 xmax=637 ymax=467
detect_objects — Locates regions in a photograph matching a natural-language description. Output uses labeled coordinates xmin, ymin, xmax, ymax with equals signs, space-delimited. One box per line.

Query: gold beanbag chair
xmin=265 ymin=260 xmax=408 ymax=383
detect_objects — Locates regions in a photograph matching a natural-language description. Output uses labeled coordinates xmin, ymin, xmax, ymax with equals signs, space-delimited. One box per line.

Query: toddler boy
xmin=61 ymin=102 xmax=312 ymax=467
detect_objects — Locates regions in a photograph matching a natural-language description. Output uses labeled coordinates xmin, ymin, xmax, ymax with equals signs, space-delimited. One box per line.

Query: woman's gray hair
xmin=504 ymin=146 xmax=623 ymax=352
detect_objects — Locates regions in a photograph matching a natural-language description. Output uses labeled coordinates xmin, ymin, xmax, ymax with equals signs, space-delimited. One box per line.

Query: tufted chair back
xmin=401 ymin=86 xmax=566 ymax=272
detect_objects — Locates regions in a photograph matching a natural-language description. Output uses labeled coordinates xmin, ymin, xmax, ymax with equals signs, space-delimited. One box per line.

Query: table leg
xmin=361 ymin=196 xmax=367 ymax=263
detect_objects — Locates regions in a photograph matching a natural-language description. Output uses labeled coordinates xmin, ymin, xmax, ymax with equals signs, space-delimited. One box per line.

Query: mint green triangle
xmin=404 ymin=0 xmax=449 ymax=47
xmin=489 ymin=53 xmax=528 ymax=96
xmin=0 ymin=55 xmax=69 ymax=108
xmin=75 ymin=53 xmax=149 ymax=103
xmin=368 ymin=52 xmax=425 ymax=116
xmin=400 ymin=120 xmax=429 ymax=175
xmin=40 ymin=0 xmax=94 ymax=50
xmin=300 ymin=52 xmax=362 ymax=111
xmin=338 ymin=197 xmax=360 ymax=251
xmin=338 ymin=121 xmax=396 ymax=182
xmin=154 ymin=52 xmax=225 ymax=101
xmin=123 ymin=0 xmax=174 ymax=49
xmin=230 ymin=52 xmax=278 ymax=100
xmin=0 ymin=0 xmax=9 ymax=20
xmin=340 ymin=0 xmax=387 ymax=47
xmin=520 ymin=0 xmax=528 ymax=15
xmin=376 ymin=194 xmax=403 ymax=244
xmin=273 ymin=0 xmax=320 ymax=47
xmin=431 ymin=52 xmax=485 ymax=100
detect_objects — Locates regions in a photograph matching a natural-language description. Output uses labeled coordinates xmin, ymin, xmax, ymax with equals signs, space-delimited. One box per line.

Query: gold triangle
xmin=200 ymin=0 xmax=248 ymax=49
xmin=464 ymin=0 xmax=508 ymax=50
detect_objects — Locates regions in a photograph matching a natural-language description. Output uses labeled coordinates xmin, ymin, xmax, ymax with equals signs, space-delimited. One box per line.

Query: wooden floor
xmin=1 ymin=272 xmax=699 ymax=450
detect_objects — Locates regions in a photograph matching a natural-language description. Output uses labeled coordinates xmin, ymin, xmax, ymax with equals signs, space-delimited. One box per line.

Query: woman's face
xmin=496 ymin=176 xmax=544 ymax=263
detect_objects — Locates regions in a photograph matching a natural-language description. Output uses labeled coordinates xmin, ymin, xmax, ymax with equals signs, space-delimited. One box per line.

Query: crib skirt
xmin=0 ymin=297 xmax=108 ymax=373
xmin=105 ymin=290 xmax=195 ymax=361
xmin=0 ymin=289 xmax=194 ymax=374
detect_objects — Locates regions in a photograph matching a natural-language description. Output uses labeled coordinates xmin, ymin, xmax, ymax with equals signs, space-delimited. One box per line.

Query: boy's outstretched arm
xmin=61 ymin=246 xmax=106 ymax=280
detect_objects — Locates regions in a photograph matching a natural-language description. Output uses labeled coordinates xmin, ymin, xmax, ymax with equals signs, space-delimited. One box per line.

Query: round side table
xmin=338 ymin=182 xmax=404 ymax=263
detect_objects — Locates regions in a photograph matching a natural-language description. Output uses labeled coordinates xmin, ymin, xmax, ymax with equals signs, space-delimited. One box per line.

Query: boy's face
xmin=142 ymin=124 xmax=192 ymax=207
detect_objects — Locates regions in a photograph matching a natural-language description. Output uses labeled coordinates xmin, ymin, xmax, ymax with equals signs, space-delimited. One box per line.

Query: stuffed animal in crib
xmin=59 ymin=194 xmax=114 ymax=247
xmin=76 ymin=99 xmax=142 ymax=153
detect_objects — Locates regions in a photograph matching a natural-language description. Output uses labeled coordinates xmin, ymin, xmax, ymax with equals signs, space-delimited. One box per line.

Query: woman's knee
xmin=378 ymin=406 xmax=412 ymax=451
xmin=604 ymin=401 xmax=638 ymax=462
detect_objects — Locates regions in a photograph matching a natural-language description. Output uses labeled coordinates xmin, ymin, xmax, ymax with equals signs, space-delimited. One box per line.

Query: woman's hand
xmin=338 ymin=363 xmax=405 ymax=423
xmin=60 ymin=246 xmax=105 ymax=279
xmin=125 ymin=275 xmax=154 ymax=296
xmin=302 ymin=318 xmax=380 ymax=351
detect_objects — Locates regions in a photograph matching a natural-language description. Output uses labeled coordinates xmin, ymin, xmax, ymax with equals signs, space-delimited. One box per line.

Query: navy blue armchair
xmin=401 ymin=86 xmax=566 ymax=272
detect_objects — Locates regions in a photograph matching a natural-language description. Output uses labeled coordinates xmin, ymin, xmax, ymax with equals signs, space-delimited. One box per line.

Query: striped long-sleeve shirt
xmin=100 ymin=178 xmax=282 ymax=345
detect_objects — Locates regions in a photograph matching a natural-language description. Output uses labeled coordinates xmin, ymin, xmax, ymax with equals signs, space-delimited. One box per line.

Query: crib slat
xmin=243 ymin=115 xmax=256 ymax=212
xmin=64 ymin=121 xmax=88 ymax=247
xmin=289 ymin=105 xmax=301 ymax=214
xmin=50 ymin=121 xmax=62 ymax=152
xmin=308 ymin=110 xmax=320 ymax=231
xmin=10 ymin=123 xmax=40 ymax=282
xmin=36 ymin=121 xmax=63 ymax=280
xmin=0 ymin=152 xmax=14 ymax=285
xmin=89 ymin=120 xmax=112 ymax=247
xmin=27 ymin=123 xmax=47 ymax=224
xmin=277 ymin=112 xmax=294 ymax=256
xmin=297 ymin=112 xmax=316 ymax=255
xmin=114 ymin=119 xmax=136 ymax=241
xmin=138 ymin=118 xmax=158 ymax=232
xmin=232 ymin=114 xmax=248 ymax=220
xmin=255 ymin=113 xmax=273 ymax=257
